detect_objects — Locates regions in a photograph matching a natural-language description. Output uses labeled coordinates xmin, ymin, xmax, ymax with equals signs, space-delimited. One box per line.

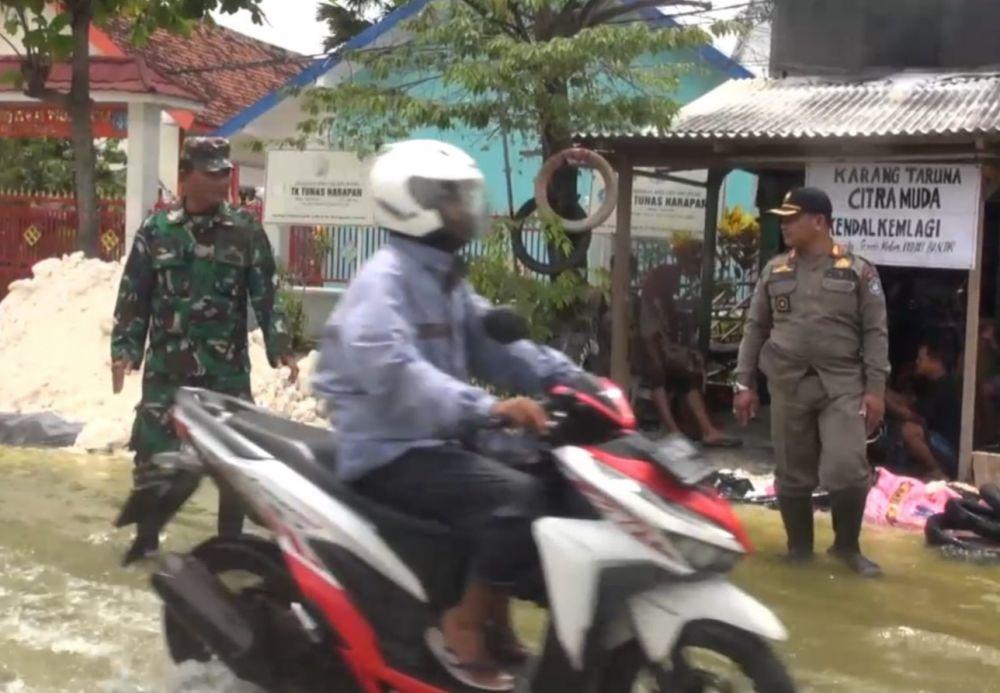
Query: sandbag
xmin=0 ymin=411 xmax=83 ymax=448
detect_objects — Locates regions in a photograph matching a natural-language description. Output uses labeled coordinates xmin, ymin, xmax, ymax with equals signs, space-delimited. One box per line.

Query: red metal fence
xmin=0 ymin=192 xmax=125 ymax=298
xmin=0 ymin=192 xmax=263 ymax=300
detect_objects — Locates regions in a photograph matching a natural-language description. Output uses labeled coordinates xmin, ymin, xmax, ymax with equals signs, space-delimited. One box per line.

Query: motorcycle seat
xmin=227 ymin=409 xmax=341 ymax=479
xmin=226 ymin=409 xmax=458 ymax=541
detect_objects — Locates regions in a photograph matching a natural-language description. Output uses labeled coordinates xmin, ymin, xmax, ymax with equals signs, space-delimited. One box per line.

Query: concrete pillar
xmin=610 ymin=157 xmax=633 ymax=389
xmin=698 ymin=169 xmax=726 ymax=357
xmin=125 ymin=102 xmax=162 ymax=248
xmin=158 ymin=116 xmax=180 ymax=198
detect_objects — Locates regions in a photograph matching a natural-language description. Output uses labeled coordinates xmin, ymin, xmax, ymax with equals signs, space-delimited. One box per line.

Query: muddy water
xmin=0 ymin=447 xmax=998 ymax=692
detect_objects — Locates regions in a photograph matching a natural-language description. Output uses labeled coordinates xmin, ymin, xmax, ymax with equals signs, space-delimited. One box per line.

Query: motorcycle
xmin=115 ymin=310 xmax=794 ymax=693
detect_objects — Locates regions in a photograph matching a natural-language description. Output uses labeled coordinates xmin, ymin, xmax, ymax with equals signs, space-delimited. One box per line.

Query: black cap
xmin=768 ymin=187 xmax=833 ymax=218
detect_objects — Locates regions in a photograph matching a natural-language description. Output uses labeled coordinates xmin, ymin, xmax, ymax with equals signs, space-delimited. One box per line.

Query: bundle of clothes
xmin=709 ymin=467 xmax=1000 ymax=563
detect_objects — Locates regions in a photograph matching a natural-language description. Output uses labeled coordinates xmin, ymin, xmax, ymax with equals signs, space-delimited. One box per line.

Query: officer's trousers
xmin=770 ymin=374 xmax=872 ymax=497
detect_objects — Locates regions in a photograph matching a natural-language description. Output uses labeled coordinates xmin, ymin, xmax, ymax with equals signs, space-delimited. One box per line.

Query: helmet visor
xmin=409 ymin=177 xmax=488 ymax=241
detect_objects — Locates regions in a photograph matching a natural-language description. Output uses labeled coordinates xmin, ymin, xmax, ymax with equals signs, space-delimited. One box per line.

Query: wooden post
xmin=610 ymin=157 xmax=634 ymax=389
xmin=958 ymin=170 xmax=991 ymax=482
xmin=698 ymin=169 xmax=726 ymax=356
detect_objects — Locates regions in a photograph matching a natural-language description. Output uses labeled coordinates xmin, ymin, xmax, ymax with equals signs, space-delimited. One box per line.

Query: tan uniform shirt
xmin=736 ymin=244 xmax=890 ymax=397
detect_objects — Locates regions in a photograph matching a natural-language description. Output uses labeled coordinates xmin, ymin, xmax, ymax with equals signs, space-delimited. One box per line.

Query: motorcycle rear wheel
xmin=163 ymin=535 xmax=294 ymax=665
xmin=599 ymin=620 xmax=796 ymax=693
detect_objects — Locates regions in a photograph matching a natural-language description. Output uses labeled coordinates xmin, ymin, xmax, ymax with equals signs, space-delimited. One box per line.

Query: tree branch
xmin=586 ymin=0 xmax=709 ymax=27
xmin=459 ymin=0 xmax=526 ymax=39
xmin=577 ymin=0 xmax=610 ymax=29
xmin=509 ymin=0 xmax=531 ymax=41
xmin=23 ymin=82 xmax=71 ymax=109
xmin=0 ymin=32 xmax=21 ymax=56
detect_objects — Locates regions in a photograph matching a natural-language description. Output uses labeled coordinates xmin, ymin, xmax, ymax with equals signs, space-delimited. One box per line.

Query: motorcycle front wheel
xmin=599 ymin=620 xmax=796 ymax=693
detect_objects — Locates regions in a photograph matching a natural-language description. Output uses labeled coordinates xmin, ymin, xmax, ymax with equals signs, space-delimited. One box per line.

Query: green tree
xmin=0 ymin=138 xmax=126 ymax=196
xmin=317 ymin=0 xmax=405 ymax=51
xmin=467 ymin=220 xmax=607 ymax=343
xmin=302 ymin=0 xmax=731 ymax=240
xmin=0 ymin=0 xmax=267 ymax=257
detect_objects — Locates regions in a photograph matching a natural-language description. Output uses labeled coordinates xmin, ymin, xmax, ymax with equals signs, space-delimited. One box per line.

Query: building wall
xmin=359 ymin=44 xmax=757 ymax=218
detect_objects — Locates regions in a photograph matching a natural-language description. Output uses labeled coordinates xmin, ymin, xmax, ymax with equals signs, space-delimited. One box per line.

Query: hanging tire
xmin=534 ymin=147 xmax=617 ymax=233
xmin=509 ymin=197 xmax=592 ymax=275
xmin=598 ymin=621 xmax=796 ymax=693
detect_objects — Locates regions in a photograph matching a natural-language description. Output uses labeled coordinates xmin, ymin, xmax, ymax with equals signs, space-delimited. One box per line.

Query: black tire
xmin=508 ymin=197 xmax=592 ymax=276
xmin=943 ymin=498 xmax=1000 ymax=542
xmin=925 ymin=512 xmax=1000 ymax=557
xmin=599 ymin=621 xmax=796 ymax=693
xmin=980 ymin=483 xmax=1000 ymax=514
xmin=163 ymin=535 xmax=293 ymax=665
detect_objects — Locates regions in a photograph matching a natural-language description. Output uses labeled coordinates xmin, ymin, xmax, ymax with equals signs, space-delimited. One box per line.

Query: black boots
xmin=777 ymin=495 xmax=815 ymax=562
xmin=827 ymin=487 xmax=882 ymax=578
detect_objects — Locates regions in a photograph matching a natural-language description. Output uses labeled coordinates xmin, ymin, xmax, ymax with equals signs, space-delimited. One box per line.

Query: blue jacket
xmin=313 ymin=235 xmax=581 ymax=481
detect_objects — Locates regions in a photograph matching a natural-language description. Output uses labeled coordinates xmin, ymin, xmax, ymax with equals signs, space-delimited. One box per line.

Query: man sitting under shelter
xmin=885 ymin=338 xmax=961 ymax=480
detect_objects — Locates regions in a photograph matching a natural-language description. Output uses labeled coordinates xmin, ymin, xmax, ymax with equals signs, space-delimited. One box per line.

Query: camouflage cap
xmin=180 ymin=137 xmax=232 ymax=173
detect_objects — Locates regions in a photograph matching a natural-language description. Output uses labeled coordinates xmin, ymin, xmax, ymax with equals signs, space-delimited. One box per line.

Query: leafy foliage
xmin=0 ymin=138 xmax=126 ymax=196
xmin=276 ymin=267 xmax=313 ymax=353
xmin=316 ymin=0 xmax=405 ymax=51
xmin=301 ymin=0 xmax=734 ymax=154
xmin=467 ymin=219 xmax=607 ymax=342
xmin=0 ymin=0 xmax=267 ymax=255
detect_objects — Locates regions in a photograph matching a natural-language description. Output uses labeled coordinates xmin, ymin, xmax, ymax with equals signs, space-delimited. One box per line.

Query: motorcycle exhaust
xmin=151 ymin=553 xmax=268 ymax=682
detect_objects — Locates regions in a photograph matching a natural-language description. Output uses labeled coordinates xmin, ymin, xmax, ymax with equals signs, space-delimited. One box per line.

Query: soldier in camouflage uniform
xmin=111 ymin=137 xmax=297 ymax=558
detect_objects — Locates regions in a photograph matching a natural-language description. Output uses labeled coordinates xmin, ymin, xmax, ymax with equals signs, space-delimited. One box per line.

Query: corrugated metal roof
xmin=582 ymin=71 xmax=1000 ymax=141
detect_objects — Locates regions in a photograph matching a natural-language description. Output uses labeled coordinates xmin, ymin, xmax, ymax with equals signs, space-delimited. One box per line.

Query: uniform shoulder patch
xmin=768 ymin=253 xmax=794 ymax=273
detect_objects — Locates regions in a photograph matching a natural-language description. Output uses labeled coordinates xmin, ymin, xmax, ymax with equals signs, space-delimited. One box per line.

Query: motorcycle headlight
xmin=668 ymin=533 xmax=742 ymax=573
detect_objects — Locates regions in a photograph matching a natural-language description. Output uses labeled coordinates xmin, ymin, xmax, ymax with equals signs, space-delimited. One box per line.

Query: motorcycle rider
xmin=313 ymin=140 xmax=583 ymax=691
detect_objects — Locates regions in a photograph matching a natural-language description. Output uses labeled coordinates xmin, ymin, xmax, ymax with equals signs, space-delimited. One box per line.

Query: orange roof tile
xmin=101 ymin=18 xmax=311 ymax=132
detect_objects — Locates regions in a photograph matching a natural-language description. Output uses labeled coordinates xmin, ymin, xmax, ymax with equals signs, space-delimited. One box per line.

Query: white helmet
xmin=369 ymin=139 xmax=487 ymax=241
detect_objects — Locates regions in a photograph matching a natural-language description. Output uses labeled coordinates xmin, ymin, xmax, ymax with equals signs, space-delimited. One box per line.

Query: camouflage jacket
xmin=111 ymin=203 xmax=291 ymax=380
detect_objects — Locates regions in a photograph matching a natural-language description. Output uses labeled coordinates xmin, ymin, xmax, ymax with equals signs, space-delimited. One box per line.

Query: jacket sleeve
xmin=734 ymin=263 xmax=774 ymax=389
xmin=110 ymin=220 xmax=155 ymax=367
xmin=857 ymin=260 xmax=890 ymax=396
xmin=315 ymin=278 xmax=498 ymax=438
xmin=247 ymin=221 xmax=292 ymax=366
xmin=463 ymin=289 xmax=583 ymax=395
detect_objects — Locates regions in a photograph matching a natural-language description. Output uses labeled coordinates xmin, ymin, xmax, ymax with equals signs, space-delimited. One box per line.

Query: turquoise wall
xmin=333 ymin=44 xmax=756 ymax=218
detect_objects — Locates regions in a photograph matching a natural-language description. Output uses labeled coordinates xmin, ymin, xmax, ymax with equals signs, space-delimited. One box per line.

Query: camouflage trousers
xmin=129 ymin=372 xmax=252 ymax=538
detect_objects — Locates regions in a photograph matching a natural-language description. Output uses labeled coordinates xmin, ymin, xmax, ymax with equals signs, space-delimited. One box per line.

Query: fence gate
xmin=0 ymin=193 xmax=125 ymax=299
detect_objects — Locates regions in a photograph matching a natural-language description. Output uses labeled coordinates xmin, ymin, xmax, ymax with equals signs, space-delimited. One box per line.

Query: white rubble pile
xmin=0 ymin=252 xmax=328 ymax=453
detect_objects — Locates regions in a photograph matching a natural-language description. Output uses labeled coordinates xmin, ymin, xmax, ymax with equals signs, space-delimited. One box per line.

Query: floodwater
xmin=0 ymin=446 xmax=998 ymax=693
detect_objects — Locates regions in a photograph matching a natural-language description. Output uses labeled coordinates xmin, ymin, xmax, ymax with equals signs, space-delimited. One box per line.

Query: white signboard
xmin=588 ymin=170 xmax=707 ymax=239
xmin=264 ymin=150 xmax=374 ymax=225
xmin=805 ymin=163 xmax=981 ymax=269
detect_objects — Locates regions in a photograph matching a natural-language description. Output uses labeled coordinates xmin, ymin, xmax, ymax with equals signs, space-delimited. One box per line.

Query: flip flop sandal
xmin=702 ymin=436 xmax=743 ymax=449
xmin=425 ymin=627 xmax=515 ymax=692
xmin=485 ymin=622 xmax=529 ymax=664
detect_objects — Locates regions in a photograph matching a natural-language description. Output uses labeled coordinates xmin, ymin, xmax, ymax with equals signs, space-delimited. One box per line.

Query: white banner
xmin=264 ymin=150 xmax=374 ymax=225
xmin=588 ymin=170 xmax=707 ymax=238
xmin=805 ymin=163 xmax=981 ymax=269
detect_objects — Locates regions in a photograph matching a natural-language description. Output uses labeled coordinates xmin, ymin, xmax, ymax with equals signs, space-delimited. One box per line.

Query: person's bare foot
xmin=439 ymin=609 xmax=514 ymax=690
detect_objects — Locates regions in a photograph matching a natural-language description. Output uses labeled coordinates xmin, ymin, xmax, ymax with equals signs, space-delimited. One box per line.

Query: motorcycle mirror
xmin=482 ymin=307 xmax=530 ymax=344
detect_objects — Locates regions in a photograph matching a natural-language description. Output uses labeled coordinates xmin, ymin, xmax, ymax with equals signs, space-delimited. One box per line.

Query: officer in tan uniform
xmin=734 ymin=188 xmax=889 ymax=577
